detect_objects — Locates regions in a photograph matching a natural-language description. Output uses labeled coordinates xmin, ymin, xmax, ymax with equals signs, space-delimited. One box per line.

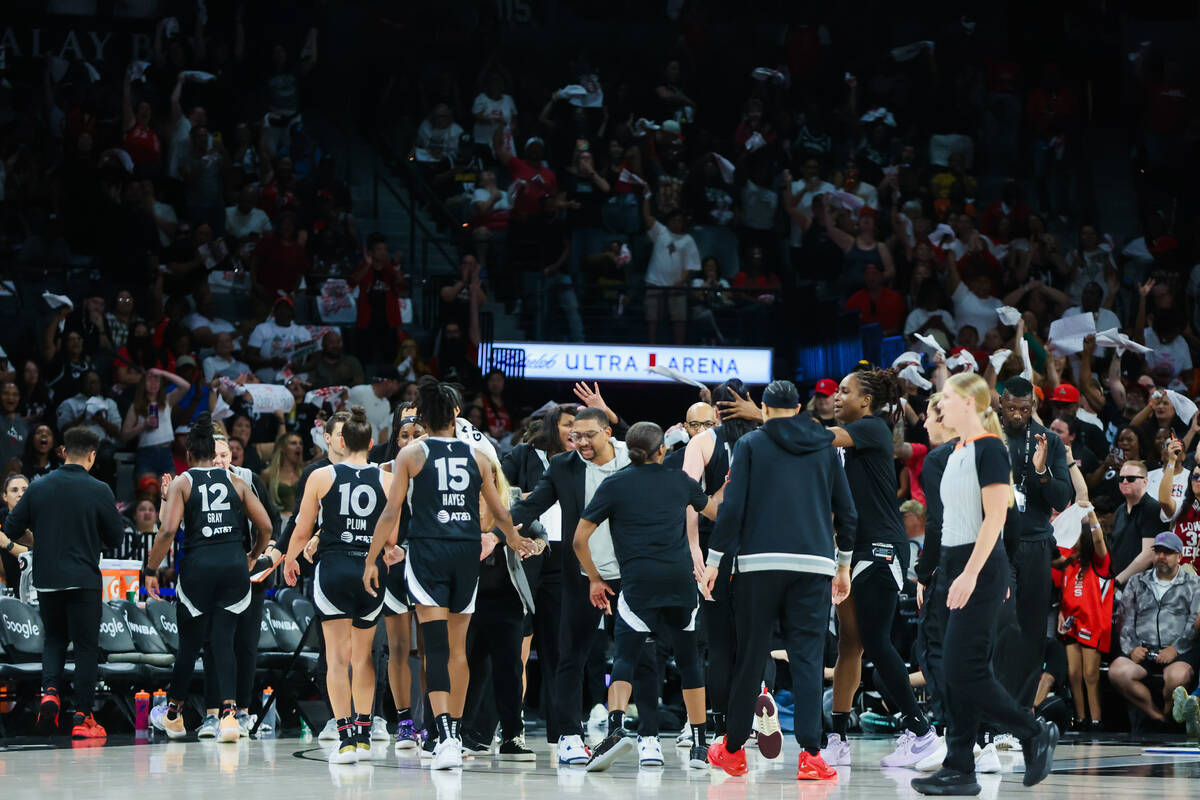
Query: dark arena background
xmin=1 ymin=1 xmax=1200 ymax=798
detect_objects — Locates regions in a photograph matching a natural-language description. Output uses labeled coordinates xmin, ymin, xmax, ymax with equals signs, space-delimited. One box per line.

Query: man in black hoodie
xmin=703 ymin=380 xmax=857 ymax=780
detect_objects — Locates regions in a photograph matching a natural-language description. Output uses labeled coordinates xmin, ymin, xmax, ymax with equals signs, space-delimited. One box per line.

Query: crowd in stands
xmin=0 ymin=3 xmax=1199 ymax=735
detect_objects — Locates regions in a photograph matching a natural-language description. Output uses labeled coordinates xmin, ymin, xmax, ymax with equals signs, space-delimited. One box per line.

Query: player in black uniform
xmin=146 ymin=413 xmax=273 ymax=743
xmin=576 ymin=422 xmax=720 ymax=772
xmin=365 ymin=376 xmax=533 ymax=770
xmin=824 ymin=368 xmax=936 ymax=767
xmin=285 ymin=406 xmax=394 ymax=764
xmin=682 ymin=379 xmax=758 ymax=748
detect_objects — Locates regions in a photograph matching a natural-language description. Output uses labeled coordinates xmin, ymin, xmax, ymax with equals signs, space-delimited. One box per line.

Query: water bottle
xmin=152 ymin=689 xmax=167 ymax=710
xmin=259 ymin=687 xmax=279 ymax=737
xmin=135 ymin=690 xmax=150 ymax=733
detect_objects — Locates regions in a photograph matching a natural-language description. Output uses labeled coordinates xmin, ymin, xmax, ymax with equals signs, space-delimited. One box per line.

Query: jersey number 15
xmin=434 ymin=457 xmax=471 ymax=492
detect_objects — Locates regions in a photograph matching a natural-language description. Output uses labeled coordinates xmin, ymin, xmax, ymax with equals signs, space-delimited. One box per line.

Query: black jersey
xmin=703 ymin=426 xmax=734 ymax=494
xmin=408 ymin=438 xmax=483 ymax=543
xmin=317 ymin=463 xmax=387 ymax=559
xmin=841 ymin=415 xmax=907 ymax=556
xmin=182 ymin=467 xmax=245 ymax=549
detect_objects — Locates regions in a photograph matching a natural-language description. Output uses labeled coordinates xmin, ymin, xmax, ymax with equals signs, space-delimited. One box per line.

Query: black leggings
xmin=941 ymin=542 xmax=1039 ymax=775
xmin=40 ymin=589 xmax=101 ymax=712
xmin=463 ymin=588 xmax=525 ymax=741
xmin=612 ymin=604 xmax=704 ymax=690
xmin=203 ymin=583 xmax=266 ymax=709
xmin=703 ymin=557 xmax=736 ymax=716
xmin=853 ymin=561 xmax=927 ymax=731
xmin=172 ymin=606 xmax=239 ymax=702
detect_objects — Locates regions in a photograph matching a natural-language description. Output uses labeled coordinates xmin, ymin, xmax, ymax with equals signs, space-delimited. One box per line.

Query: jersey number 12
xmin=197 ymin=482 xmax=231 ymax=512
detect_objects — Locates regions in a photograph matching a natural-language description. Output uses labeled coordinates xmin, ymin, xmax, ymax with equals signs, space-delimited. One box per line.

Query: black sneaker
xmin=420 ymin=733 xmax=437 ymax=760
xmin=460 ymin=730 xmax=491 ymax=757
xmin=688 ymin=744 xmax=708 ymax=769
xmin=585 ymin=729 xmax=635 ymax=772
xmin=498 ymin=736 xmax=537 ymax=761
xmin=911 ymin=768 xmax=982 ymax=796
xmin=1021 ymin=720 xmax=1058 ymax=787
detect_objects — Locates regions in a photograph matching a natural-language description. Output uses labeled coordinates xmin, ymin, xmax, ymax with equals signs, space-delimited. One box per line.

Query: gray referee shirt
xmin=940 ymin=435 xmax=1013 ymax=548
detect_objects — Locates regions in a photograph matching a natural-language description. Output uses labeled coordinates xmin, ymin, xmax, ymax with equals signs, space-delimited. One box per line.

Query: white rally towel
xmin=179 ymin=70 xmax=217 ymax=83
xmin=648 ymin=364 xmax=708 ymax=391
xmin=745 ymin=132 xmax=767 ymax=152
xmin=898 ymin=364 xmax=932 ymax=390
xmin=556 ymin=84 xmax=589 ymax=100
xmin=42 ymin=291 xmax=74 ymax=310
xmin=1165 ymin=390 xmax=1198 ymax=426
xmin=617 ymin=168 xmax=647 ymax=187
xmin=751 ymin=67 xmax=786 ymax=83
xmin=1047 ymin=313 xmax=1096 ymax=356
xmin=928 ymin=223 xmax=957 ymax=247
xmin=913 ymin=332 xmax=946 ymax=356
xmin=1095 ymin=327 xmax=1153 ymax=356
xmin=830 ymin=190 xmax=865 ymax=212
xmin=892 ymin=351 xmax=924 ymax=370
xmin=712 ymin=153 xmax=736 ymax=185
xmin=996 ymin=306 xmax=1022 ymax=327
xmin=988 ymin=349 xmax=1012 ymax=375
xmin=946 ymin=350 xmax=978 ymax=373
xmin=1052 ymin=503 xmax=1090 ymax=549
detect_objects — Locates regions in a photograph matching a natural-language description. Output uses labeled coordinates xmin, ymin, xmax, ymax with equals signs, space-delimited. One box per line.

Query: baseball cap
xmin=175 ymin=355 xmax=197 ymax=369
xmin=1051 ymin=383 xmax=1080 ymax=403
xmin=762 ymin=380 xmax=800 ymax=408
xmin=814 ymin=379 xmax=838 ymax=397
xmin=524 ymin=136 xmax=545 ymax=150
xmin=272 ymin=295 xmax=294 ymax=308
xmin=1154 ymin=531 xmax=1184 ymax=553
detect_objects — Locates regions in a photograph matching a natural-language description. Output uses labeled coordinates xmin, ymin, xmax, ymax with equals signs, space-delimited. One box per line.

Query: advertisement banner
xmin=483 ymin=342 xmax=772 ymax=385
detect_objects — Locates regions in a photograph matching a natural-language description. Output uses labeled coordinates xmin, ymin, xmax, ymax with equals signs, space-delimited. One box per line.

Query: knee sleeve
xmin=610 ymin=630 xmax=642 ymax=686
xmin=672 ymin=632 xmax=704 ymax=690
xmin=421 ymin=620 xmax=451 ymax=694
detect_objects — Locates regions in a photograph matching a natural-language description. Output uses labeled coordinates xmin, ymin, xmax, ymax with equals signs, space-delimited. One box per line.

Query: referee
xmin=7 ymin=428 xmax=126 ymax=738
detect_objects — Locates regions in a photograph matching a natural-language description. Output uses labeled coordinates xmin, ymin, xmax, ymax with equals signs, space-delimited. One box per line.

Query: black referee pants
xmin=915 ymin=570 xmax=949 ymax=726
xmin=726 ymin=570 xmax=829 ymax=754
xmin=555 ymin=570 xmax=658 ymax=736
xmin=704 ymin=557 xmax=737 ymax=717
xmin=40 ymin=589 xmax=102 ymax=712
xmin=941 ymin=543 xmax=1038 ymax=775
xmin=995 ymin=537 xmax=1054 ymax=706
xmin=528 ymin=557 xmax=563 ymax=741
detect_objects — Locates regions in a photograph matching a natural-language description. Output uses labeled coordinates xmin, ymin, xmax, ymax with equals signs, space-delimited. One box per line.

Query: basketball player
xmin=577 ymin=422 xmax=719 ymax=772
xmin=364 ymin=376 xmax=533 ymax=770
xmin=146 ymin=413 xmax=273 ymax=742
xmin=284 ymin=406 xmax=393 ymax=764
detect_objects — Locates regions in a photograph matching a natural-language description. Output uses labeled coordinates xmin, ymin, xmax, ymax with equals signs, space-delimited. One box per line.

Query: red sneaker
xmin=796 ymin=751 xmax=837 ymax=781
xmin=37 ymin=693 xmax=60 ymax=735
xmin=707 ymin=738 xmax=748 ymax=776
xmin=71 ymin=713 xmax=108 ymax=739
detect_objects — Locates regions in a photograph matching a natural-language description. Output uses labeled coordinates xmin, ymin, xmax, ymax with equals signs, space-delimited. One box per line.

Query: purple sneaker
xmin=881 ymin=729 xmax=940 ymax=768
xmin=395 ymin=719 xmax=421 ymax=751
xmin=820 ymin=733 xmax=852 ymax=766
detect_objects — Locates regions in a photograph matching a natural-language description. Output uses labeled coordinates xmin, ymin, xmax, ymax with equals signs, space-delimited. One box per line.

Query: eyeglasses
xmin=1119 ymin=475 xmax=1146 ymax=483
xmin=684 ymin=420 xmax=718 ymax=430
xmin=568 ymin=430 xmax=605 ymax=443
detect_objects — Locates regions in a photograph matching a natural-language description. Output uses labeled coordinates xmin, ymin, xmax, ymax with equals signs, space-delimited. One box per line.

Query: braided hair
xmin=417 ymin=375 xmax=459 ymax=432
xmin=851 ymin=367 xmax=905 ymax=424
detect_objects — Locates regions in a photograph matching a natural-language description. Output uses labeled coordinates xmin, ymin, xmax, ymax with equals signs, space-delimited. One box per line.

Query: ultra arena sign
xmin=484 ymin=342 xmax=772 ymax=385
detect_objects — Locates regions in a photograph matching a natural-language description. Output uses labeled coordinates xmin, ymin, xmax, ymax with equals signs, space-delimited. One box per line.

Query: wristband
xmin=836 ymin=549 xmax=853 ymax=568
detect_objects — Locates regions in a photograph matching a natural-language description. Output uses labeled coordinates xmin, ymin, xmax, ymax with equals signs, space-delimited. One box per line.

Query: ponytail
xmin=981 ymin=406 xmax=1006 ymax=441
xmin=626 ymin=421 xmax=664 ymax=466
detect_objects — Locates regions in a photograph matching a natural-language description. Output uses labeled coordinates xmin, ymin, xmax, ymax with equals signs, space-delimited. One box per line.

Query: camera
xmin=1142 ymin=644 xmax=1160 ymax=663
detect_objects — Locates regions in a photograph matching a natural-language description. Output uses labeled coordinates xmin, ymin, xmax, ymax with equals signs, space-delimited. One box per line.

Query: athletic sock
xmin=711 ymin=712 xmax=726 ymax=736
xmin=903 ymin=713 xmax=931 ymax=737
xmin=451 ymin=717 xmax=461 ymax=740
xmin=396 ymin=707 xmax=412 ymax=723
xmin=607 ymin=710 xmax=625 ymax=736
xmin=691 ymin=723 xmax=708 ymax=748
xmin=337 ymin=717 xmax=356 ymax=743
xmin=220 ymin=702 xmax=237 ymax=719
xmin=166 ymin=700 xmax=183 ymax=721
xmin=832 ymin=712 xmax=850 ymax=741
xmin=435 ymin=713 xmax=453 ymax=743
xmin=354 ymin=713 xmax=371 ymax=737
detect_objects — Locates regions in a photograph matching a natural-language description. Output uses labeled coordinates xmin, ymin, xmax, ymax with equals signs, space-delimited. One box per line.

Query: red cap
xmin=814 ymin=379 xmax=838 ymax=396
xmin=1034 ymin=385 xmax=1045 ymax=403
xmin=272 ymin=295 xmax=294 ymax=307
xmin=1051 ymin=383 xmax=1080 ymax=403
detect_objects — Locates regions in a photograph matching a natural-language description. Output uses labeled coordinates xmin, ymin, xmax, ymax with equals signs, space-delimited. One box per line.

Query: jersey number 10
xmin=434 ymin=457 xmax=471 ymax=492
xmin=338 ymin=483 xmax=378 ymax=517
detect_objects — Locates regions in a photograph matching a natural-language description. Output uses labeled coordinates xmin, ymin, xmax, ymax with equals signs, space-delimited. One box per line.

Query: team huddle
xmin=141 ymin=371 xmax=1057 ymax=795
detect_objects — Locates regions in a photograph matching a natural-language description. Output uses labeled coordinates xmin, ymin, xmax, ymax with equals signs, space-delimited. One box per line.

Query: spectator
xmin=1064 ymin=226 xmax=1117 ymax=306
xmin=1109 ymin=532 xmax=1200 ymax=725
xmin=732 ymin=98 xmax=776 ymax=150
xmin=904 ymin=279 xmax=956 ymax=353
xmin=845 ymin=263 xmax=906 ymax=336
xmin=308 ymin=331 xmax=365 ymax=389
xmin=1056 ymin=506 xmax=1112 ymax=729
xmin=251 ymin=211 xmax=311 ymax=301
xmin=1050 ymin=415 xmax=1100 ymax=477
xmin=22 ymin=424 xmax=62 ymax=483
xmin=180 ymin=125 xmax=226 ymax=233
xmin=225 ymin=185 xmax=273 ymax=248
xmin=0 ymin=382 xmax=28 ymax=478
xmin=642 ymin=194 xmax=700 ymax=345
xmin=417 ymin=103 xmax=464 ymax=162
xmin=121 ymin=68 xmax=161 ymax=172
xmin=1161 ymin=451 xmax=1200 ymax=571
xmin=348 ymin=377 xmax=400 ymax=445
xmin=229 ymin=414 xmax=267 ymax=474
xmin=1091 ymin=427 xmax=1152 ymax=515
xmin=0 ymin=474 xmax=31 ymax=588
xmin=43 ymin=323 xmax=95 ymax=405
xmin=472 ymin=72 xmax=518 ymax=153
xmin=265 ymin=31 xmax=318 ymax=153
xmin=203 ymin=332 xmax=250 ymax=382
xmin=55 ymin=370 xmax=121 ymax=447
xmin=245 ymin=297 xmax=311 ymax=381
xmin=182 ymin=285 xmax=237 ymax=349
xmin=825 ymin=206 xmax=895 ymax=299
xmin=731 ymin=247 xmax=782 ymax=311
xmin=122 ymin=368 xmax=188 ymax=484
xmin=105 ymin=289 xmax=142 ymax=352
xmin=351 ymin=233 xmax=407 ymax=370
xmin=479 ymin=369 xmax=513 ymax=441
xmin=260 ymin=431 xmax=304 ymax=511
xmin=1135 ymin=281 xmax=1190 ymax=379
xmin=691 ymin=256 xmax=733 ymax=345
xmin=1150 ymin=436 xmax=1190 ymax=527
xmin=141 ymin=179 xmax=179 ymax=249
xmin=494 ymin=132 xmax=556 ymax=222
xmin=395 ymin=339 xmax=433 ymax=383
xmin=944 ymin=252 xmax=1003 ymax=343
xmin=17 ymin=360 xmax=51 ymax=428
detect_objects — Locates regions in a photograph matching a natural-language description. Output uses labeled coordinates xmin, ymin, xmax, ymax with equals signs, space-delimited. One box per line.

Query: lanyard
xmin=1013 ymin=424 xmax=1032 ymax=491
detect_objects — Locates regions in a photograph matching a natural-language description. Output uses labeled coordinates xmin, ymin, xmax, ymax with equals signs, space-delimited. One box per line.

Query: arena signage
xmin=484 ymin=342 xmax=773 ymax=385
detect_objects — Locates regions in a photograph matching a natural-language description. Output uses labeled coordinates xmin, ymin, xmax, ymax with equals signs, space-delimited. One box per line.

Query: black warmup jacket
xmin=6 ymin=464 xmax=126 ymax=591
xmin=706 ymin=412 xmax=857 ymax=576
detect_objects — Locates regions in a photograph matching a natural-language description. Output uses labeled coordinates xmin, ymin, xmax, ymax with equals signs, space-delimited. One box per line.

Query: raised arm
xmin=822 ymin=204 xmax=855 ymax=254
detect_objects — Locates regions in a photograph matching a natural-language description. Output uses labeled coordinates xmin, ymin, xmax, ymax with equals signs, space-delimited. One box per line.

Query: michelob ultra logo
xmin=484 ymin=342 xmax=773 ymax=384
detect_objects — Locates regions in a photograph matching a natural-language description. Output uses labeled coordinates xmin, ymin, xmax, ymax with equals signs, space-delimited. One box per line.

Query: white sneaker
xmin=197 ymin=714 xmax=219 ymax=739
xmin=638 ymin=735 xmax=664 ymax=767
xmin=993 ymin=733 xmax=1019 ymax=750
xmin=149 ymin=704 xmax=187 ymax=740
xmin=915 ymin=735 xmax=948 ymax=772
xmin=558 ymin=734 xmax=590 ymax=765
xmin=329 ymin=740 xmax=358 ymax=764
xmin=370 ymin=716 xmax=390 ymax=741
xmin=319 ymin=718 xmax=340 ymax=742
xmin=819 ymin=732 xmax=852 ymax=766
xmin=975 ymin=742 xmax=1002 ymax=774
xmin=431 ymin=737 xmax=464 ymax=770
xmin=675 ymin=729 xmax=693 ymax=748
xmin=587 ymin=704 xmax=608 ymax=729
